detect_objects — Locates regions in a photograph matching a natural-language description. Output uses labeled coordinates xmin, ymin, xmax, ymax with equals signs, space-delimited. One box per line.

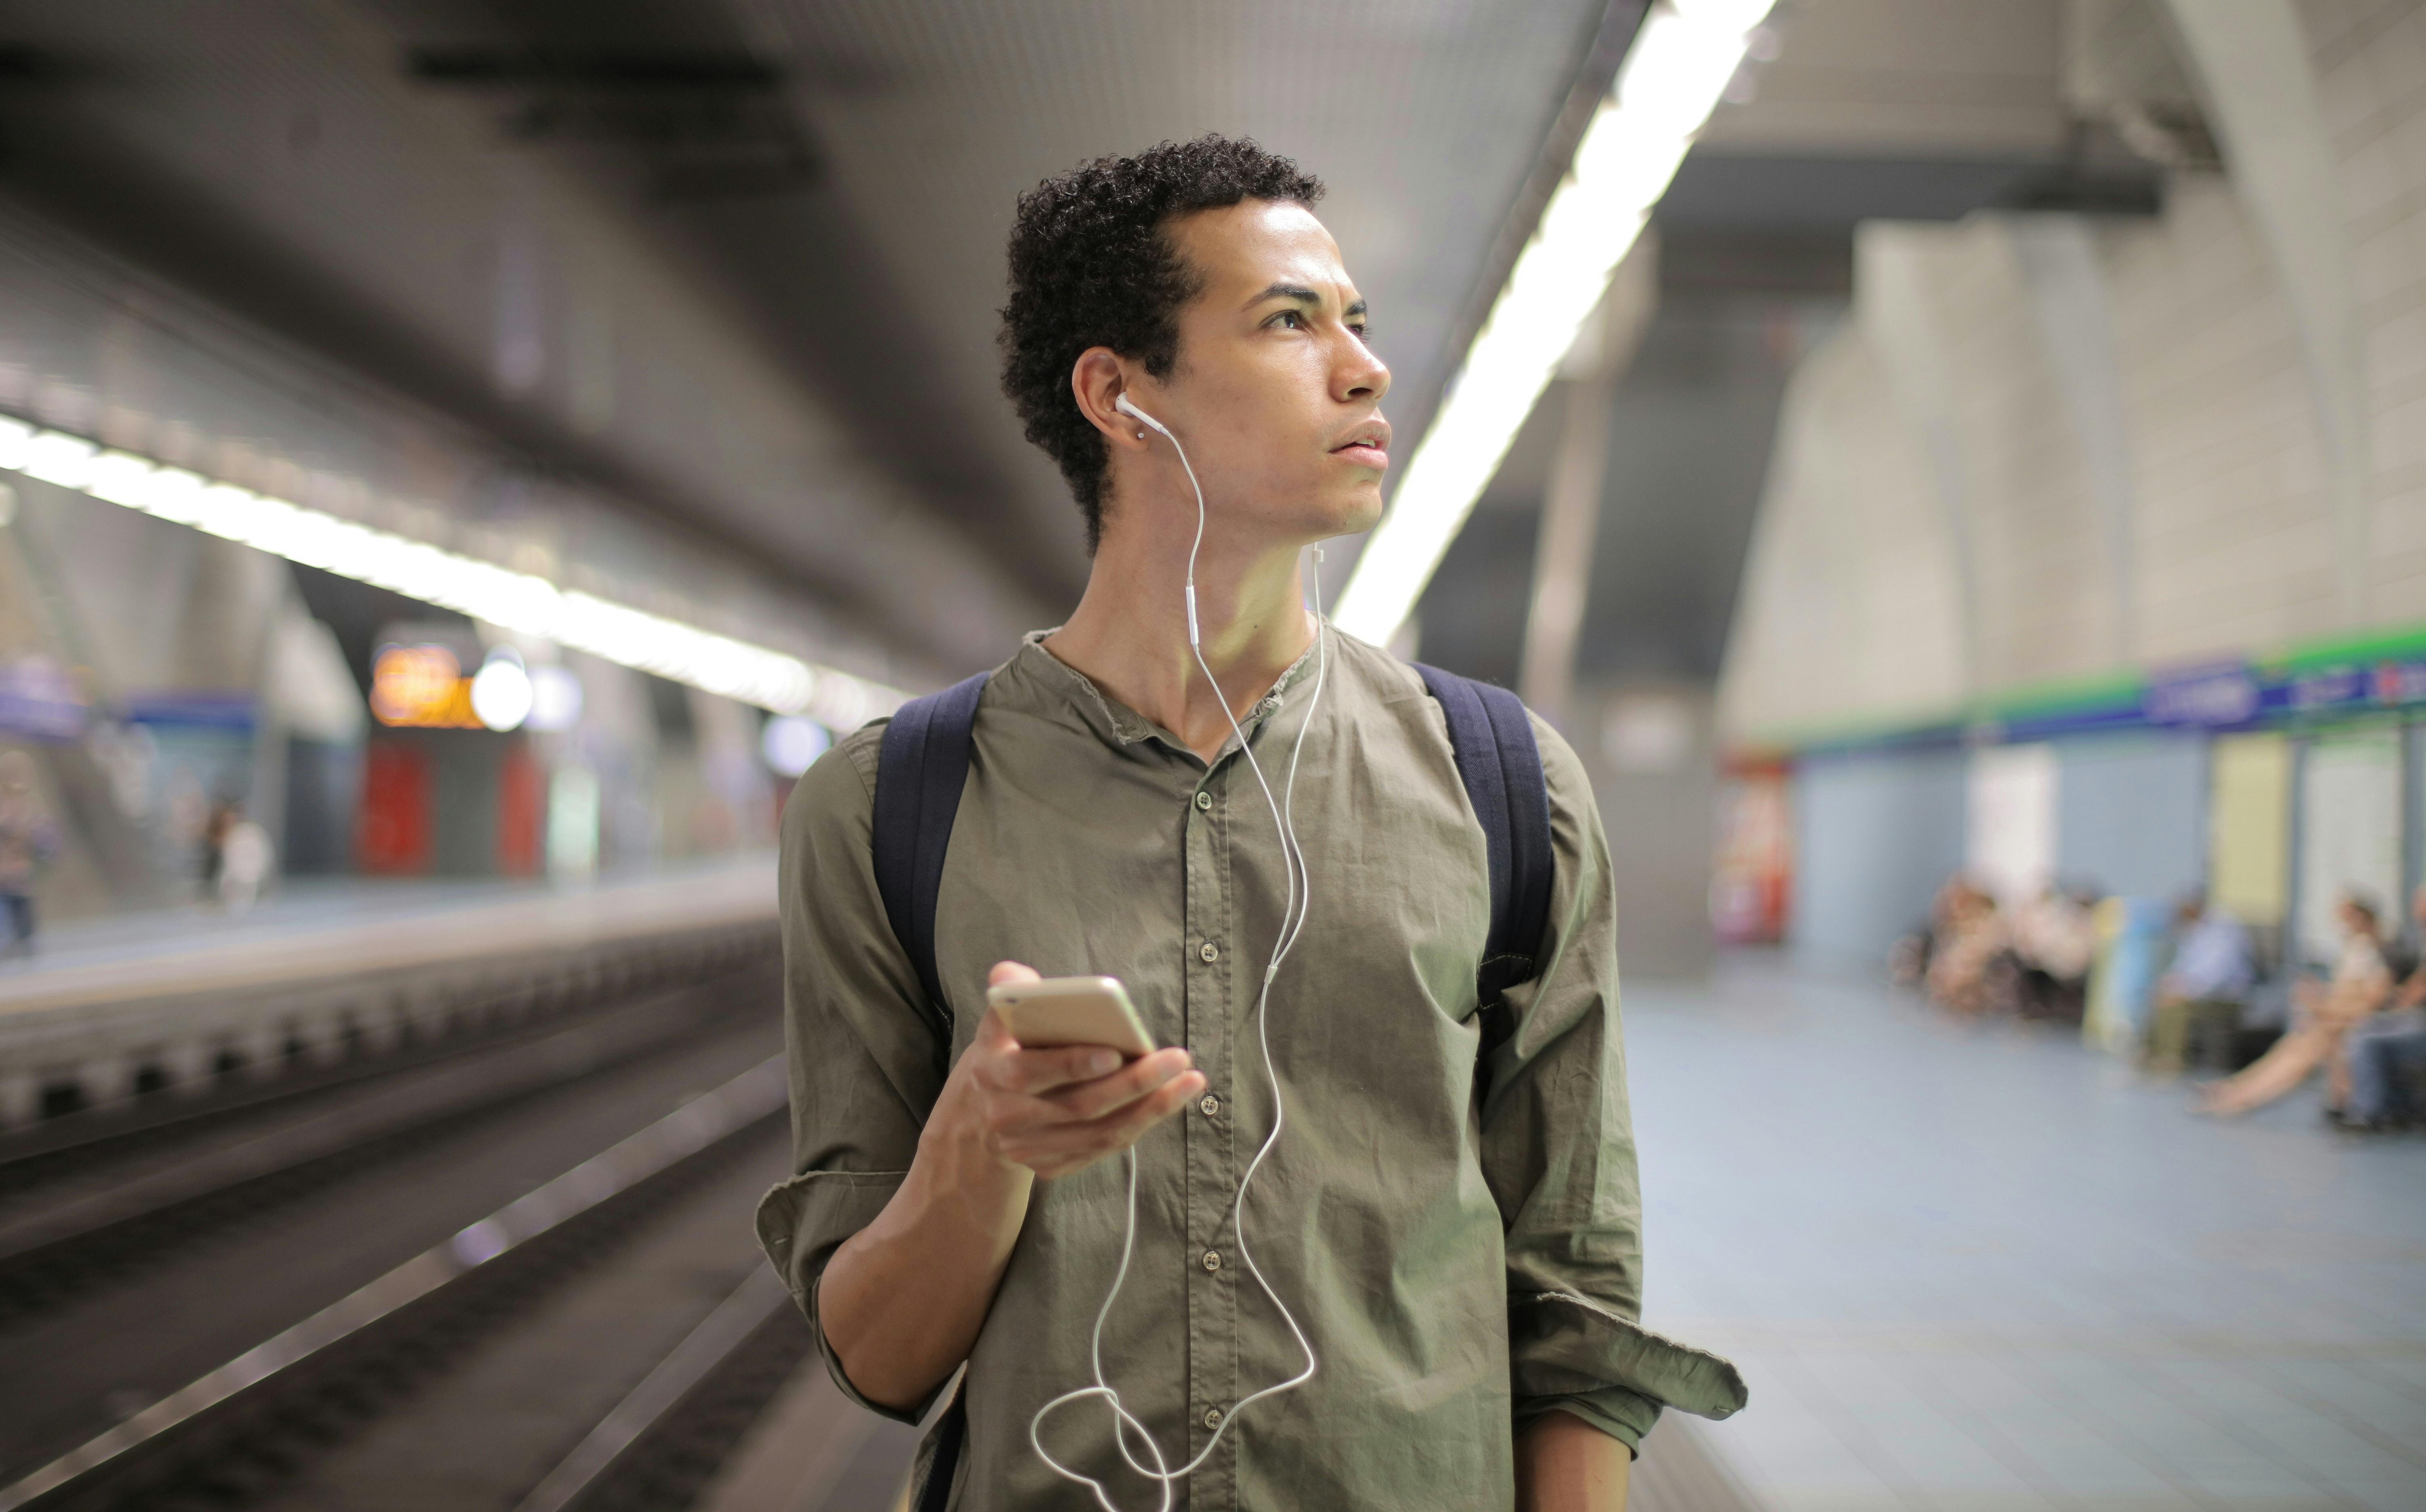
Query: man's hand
xmin=819 ymin=961 xmax=1203 ymax=1410
xmin=939 ymin=961 xmax=1205 ymax=1180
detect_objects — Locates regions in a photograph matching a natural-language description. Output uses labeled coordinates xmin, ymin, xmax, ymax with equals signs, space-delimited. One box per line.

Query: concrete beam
xmin=2164 ymin=0 xmax=2371 ymax=627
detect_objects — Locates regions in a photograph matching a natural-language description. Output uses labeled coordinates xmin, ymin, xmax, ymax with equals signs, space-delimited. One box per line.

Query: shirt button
xmin=1201 ymin=1249 xmax=1222 ymax=1272
xmin=1203 ymin=1406 xmax=1224 ymax=1428
xmin=1199 ymin=941 xmax=1219 ymax=963
xmin=1194 ymin=790 xmax=1213 ymax=811
xmin=1200 ymin=1094 xmax=1220 ymax=1117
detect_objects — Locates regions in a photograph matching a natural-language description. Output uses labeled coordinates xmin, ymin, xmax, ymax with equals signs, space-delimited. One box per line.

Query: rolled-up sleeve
xmin=752 ymin=723 xmax=951 ymax=1424
xmin=1476 ymin=718 xmax=1748 ymax=1453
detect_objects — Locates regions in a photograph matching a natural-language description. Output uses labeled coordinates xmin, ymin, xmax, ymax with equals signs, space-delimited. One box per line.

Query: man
xmin=758 ymin=137 xmax=1741 ymax=1511
xmin=2342 ymin=883 xmax=2426 ymax=1131
xmin=2143 ymin=889 xmax=2254 ymax=1076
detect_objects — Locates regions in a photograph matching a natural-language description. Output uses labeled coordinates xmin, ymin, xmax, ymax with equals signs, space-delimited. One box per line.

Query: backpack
xmin=869 ymin=660 xmax=1554 ymax=1512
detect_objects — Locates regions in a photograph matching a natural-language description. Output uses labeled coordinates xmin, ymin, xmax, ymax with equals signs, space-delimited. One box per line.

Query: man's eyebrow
xmin=1243 ymin=283 xmax=1369 ymax=319
xmin=1244 ymin=282 xmax=1321 ymax=308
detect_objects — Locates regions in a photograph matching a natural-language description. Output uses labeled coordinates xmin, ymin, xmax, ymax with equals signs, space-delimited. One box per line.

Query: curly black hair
xmin=1000 ymin=135 xmax=1325 ymax=552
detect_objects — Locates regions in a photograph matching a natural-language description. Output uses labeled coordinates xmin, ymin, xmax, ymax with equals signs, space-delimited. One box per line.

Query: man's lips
xmin=1330 ymin=438 xmax=1390 ymax=467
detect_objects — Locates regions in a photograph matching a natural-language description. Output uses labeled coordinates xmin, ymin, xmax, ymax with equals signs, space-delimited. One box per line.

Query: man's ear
xmin=1072 ymin=348 xmax=1152 ymax=452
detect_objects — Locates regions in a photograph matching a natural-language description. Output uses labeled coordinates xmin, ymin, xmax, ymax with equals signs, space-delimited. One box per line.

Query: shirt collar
xmin=1011 ymin=621 xmax=1327 ymax=760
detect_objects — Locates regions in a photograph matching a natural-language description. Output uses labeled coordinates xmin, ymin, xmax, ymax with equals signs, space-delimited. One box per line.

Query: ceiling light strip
xmin=0 ymin=416 xmax=903 ymax=728
xmin=1332 ymin=0 xmax=1774 ymax=646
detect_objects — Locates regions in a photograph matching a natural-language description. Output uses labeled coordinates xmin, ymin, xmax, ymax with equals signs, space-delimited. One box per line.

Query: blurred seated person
xmin=1890 ymin=874 xmax=1963 ymax=988
xmin=2143 ymin=889 xmax=2254 ymax=1076
xmin=2199 ymin=891 xmax=2391 ymax=1118
xmin=2008 ymin=882 xmax=2097 ymax=1022
xmin=1927 ymin=878 xmax=2005 ymax=1016
xmin=2339 ymin=883 xmax=2426 ymax=1130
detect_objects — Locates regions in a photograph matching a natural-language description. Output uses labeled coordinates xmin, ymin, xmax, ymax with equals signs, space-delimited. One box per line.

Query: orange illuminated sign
xmin=371 ymin=645 xmax=483 ymax=729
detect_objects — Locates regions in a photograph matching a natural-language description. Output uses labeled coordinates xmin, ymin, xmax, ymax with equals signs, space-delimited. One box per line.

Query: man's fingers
xmin=1044 ymin=1048 xmax=1195 ymax=1119
xmin=994 ymin=1043 xmax=1132 ymax=1094
xmin=998 ymin=1070 xmax=1205 ymax=1169
xmin=988 ymin=959 xmax=1042 ymax=988
xmin=973 ymin=1006 xmax=1016 ymax=1054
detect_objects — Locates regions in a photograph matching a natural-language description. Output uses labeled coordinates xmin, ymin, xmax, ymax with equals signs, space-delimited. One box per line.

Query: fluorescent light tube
xmin=1 ymin=420 xmax=901 ymax=726
xmin=1333 ymin=0 xmax=1774 ymax=645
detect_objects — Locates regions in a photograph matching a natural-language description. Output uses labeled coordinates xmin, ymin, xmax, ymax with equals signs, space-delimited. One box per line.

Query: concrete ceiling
xmin=0 ymin=0 xmax=2202 ymax=693
xmin=0 ymin=0 xmax=1617 ymax=680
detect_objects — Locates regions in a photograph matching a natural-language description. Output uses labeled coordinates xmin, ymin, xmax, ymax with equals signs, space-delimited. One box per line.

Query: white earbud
xmin=1115 ymin=392 xmax=1167 ymax=437
xmin=1117 ymin=394 xmax=1200 ymax=648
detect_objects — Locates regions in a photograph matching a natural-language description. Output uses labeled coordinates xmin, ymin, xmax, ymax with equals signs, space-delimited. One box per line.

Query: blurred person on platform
xmin=215 ymin=809 xmax=273 ymax=915
xmin=200 ymin=798 xmax=234 ymax=892
xmin=2008 ymin=882 xmax=2097 ymax=1022
xmin=2339 ymin=883 xmax=2426 ymax=1131
xmin=2143 ymin=890 xmax=2255 ymax=1076
xmin=1927 ymin=877 xmax=2006 ymax=1015
xmin=0 ymin=751 xmax=61 ymax=955
xmin=1891 ymin=874 xmax=1967 ymax=987
xmin=2199 ymin=891 xmax=2391 ymax=1118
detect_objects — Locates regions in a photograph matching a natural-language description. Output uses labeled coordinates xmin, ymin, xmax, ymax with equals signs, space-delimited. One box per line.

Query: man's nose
xmin=1336 ymin=338 xmax=1390 ymax=405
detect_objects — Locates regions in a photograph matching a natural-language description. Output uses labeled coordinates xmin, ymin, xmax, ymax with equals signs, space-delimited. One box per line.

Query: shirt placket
xmin=1181 ymin=754 xmax=1238 ymax=1512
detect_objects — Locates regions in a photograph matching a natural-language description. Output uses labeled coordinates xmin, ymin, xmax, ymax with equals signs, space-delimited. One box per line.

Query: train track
xmin=0 ymin=1056 xmax=812 ymax=1512
xmin=0 ymin=962 xmax=774 ymax=1324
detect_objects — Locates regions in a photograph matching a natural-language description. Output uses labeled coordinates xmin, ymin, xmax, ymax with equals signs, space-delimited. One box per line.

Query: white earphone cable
xmin=1029 ymin=404 xmax=1329 ymax=1510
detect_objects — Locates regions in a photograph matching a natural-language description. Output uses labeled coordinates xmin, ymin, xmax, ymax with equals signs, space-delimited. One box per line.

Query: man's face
xmin=1145 ymin=200 xmax=1391 ymax=541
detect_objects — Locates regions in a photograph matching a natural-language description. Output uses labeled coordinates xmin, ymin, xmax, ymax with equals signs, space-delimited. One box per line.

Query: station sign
xmin=370 ymin=644 xmax=484 ymax=729
xmin=2145 ymin=656 xmax=2426 ymax=731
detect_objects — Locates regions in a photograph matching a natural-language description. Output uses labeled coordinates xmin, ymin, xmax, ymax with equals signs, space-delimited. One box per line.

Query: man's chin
xmin=1317 ymin=491 xmax=1387 ymax=539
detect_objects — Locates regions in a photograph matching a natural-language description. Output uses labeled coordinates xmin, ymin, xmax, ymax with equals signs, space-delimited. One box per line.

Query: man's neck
xmin=1046 ymin=523 xmax=1316 ymax=764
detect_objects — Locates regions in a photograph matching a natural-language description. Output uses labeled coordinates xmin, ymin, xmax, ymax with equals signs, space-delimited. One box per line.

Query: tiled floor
xmin=1627 ymin=957 xmax=2426 ymax=1512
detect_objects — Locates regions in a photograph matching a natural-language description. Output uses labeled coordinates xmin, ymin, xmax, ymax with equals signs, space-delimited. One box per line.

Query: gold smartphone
xmin=984 ymin=975 xmax=1156 ymax=1058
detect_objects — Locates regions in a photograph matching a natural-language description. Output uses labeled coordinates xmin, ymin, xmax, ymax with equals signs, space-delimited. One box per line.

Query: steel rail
xmin=511 ymin=1264 xmax=794 ymax=1512
xmin=0 ymin=1054 xmax=789 ymax=1512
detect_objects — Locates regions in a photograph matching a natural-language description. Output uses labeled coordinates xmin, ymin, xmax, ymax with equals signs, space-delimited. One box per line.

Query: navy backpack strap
xmin=872 ymin=671 xmax=990 ymax=1068
xmin=1414 ymin=664 xmax=1556 ymax=1028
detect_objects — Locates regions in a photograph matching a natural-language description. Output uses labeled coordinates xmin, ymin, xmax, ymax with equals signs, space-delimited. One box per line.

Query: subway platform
xmin=1634 ymin=957 xmax=2426 ymax=1512
xmin=0 ymin=861 xmax=778 ymax=1127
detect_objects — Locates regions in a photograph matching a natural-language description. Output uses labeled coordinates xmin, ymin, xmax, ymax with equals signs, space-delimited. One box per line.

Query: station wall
xmin=1790 ymin=747 xmax=1967 ymax=969
xmin=2050 ymin=733 xmax=2206 ymax=902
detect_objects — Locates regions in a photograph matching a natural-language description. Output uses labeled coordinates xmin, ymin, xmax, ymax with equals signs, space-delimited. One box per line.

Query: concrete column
xmin=2164 ymin=0 xmax=2371 ymax=627
xmin=1861 ymin=228 xmax=1985 ymax=702
xmin=1519 ymin=236 xmax=1658 ymax=729
xmin=1583 ymin=678 xmax=1718 ymax=981
xmin=2007 ymin=214 xmax=2140 ymax=667
xmin=1521 ymin=378 xmax=1615 ymax=729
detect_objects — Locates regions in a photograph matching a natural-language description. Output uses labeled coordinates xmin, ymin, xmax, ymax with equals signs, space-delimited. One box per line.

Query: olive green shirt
xmin=757 ymin=625 xmax=1744 ymax=1510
